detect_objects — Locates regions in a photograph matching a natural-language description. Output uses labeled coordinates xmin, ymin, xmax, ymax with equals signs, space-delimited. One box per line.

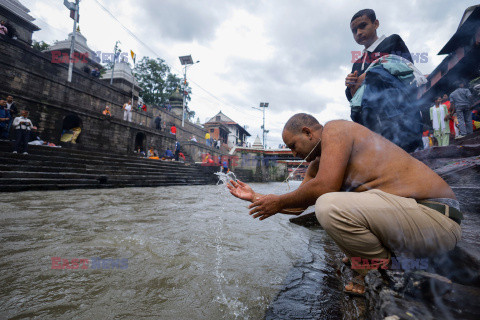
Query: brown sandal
xmin=344 ymin=276 xmax=366 ymax=297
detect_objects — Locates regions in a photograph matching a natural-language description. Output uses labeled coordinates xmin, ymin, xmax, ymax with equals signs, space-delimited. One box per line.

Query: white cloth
xmin=12 ymin=116 xmax=33 ymax=130
xmin=361 ymin=34 xmax=386 ymax=71
xmin=124 ymin=103 xmax=132 ymax=112
xmin=422 ymin=136 xmax=430 ymax=149
xmin=124 ymin=110 xmax=132 ymax=122
xmin=431 ymin=105 xmax=446 ymax=131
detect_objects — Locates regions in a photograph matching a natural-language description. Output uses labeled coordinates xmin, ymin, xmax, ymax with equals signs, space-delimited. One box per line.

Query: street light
xmin=64 ymin=0 xmax=80 ymax=82
xmin=179 ymin=55 xmax=200 ymax=127
xmin=252 ymin=102 xmax=269 ymax=149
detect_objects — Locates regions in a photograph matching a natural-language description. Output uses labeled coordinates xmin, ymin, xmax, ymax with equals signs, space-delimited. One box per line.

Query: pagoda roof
xmin=0 ymin=0 xmax=40 ymax=31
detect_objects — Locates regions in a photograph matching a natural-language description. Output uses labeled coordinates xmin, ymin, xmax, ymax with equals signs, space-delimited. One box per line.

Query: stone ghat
xmin=0 ymin=142 xmax=219 ymax=192
xmin=267 ymin=131 xmax=480 ymax=320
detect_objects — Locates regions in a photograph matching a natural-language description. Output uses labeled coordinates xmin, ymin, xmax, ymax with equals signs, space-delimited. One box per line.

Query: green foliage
xmin=187 ymin=110 xmax=195 ymax=121
xmin=134 ymin=57 xmax=192 ymax=107
xmin=134 ymin=57 xmax=170 ymax=105
xmin=32 ymin=40 xmax=50 ymax=51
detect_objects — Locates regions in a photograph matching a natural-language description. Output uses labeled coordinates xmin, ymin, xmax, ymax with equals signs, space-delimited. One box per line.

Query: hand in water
xmin=249 ymin=194 xmax=282 ymax=220
xmin=227 ymin=180 xmax=255 ymax=202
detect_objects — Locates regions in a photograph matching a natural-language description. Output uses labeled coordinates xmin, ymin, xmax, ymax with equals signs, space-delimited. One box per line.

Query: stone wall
xmin=230 ymin=150 xmax=289 ymax=182
xmin=0 ymin=36 xmax=211 ymax=156
xmin=0 ymin=8 xmax=36 ymax=45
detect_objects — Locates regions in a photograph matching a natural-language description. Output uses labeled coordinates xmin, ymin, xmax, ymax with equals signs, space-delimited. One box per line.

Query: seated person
xmin=163 ymin=148 xmax=174 ymax=160
xmin=147 ymin=148 xmax=155 ymax=157
xmin=0 ymin=20 xmax=8 ymax=36
xmin=178 ymin=152 xmax=186 ymax=162
xmin=91 ymin=68 xmax=100 ymax=77
xmin=102 ymin=106 xmax=112 ymax=116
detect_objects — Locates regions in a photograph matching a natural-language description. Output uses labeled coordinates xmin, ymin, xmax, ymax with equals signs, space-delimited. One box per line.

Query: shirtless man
xmin=227 ymin=113 xmax=462 ymax=295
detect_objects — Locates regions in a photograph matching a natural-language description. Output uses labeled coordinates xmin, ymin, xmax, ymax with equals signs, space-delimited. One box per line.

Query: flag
xmin=70 ymin=9 xmax=79 ymax=23
xmin=130 ymin=50 xmax=136 ymax=64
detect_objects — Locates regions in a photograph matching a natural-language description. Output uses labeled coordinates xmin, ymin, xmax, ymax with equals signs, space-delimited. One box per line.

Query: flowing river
xmin=0 ymin=181 xmax=348 ymax=319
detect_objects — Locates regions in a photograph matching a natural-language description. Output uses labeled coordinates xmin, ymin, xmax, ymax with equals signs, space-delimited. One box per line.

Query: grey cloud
xmin=127 ymin=0 xmax=260 ymax=43
xmin=219 ymin=56 xmax=331 ymax=116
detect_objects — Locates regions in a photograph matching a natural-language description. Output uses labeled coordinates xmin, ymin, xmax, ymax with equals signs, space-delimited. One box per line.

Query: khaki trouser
xmin=315 ymin=189 xmax=461 ymax=275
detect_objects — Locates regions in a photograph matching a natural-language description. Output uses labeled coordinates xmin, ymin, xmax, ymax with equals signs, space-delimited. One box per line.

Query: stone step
xmin=0 ymin=175 xmax=210 ymax=186
xmin=0 ymin=178 xmax=101 ymax=185
xmin=0 ymin=171 xmax=209 ymax=181
xmin=0 ymin=143 xmax=192 ymax=167
xmin=0 ymin=151 xmax=193 ymax=169
xmin=0 ymin=165 xmax=210 ymax=178
xmin=0 ymin=155 xmax=204 ymax=175
xmin=0 ymin=181 xmax=208 ymax=192
xmin=0 ymin=141 xmax=218 ymax=192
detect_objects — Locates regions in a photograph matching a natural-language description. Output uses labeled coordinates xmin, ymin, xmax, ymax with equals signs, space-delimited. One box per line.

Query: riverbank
xmin=267 ymin=131 xmax=480 ymax=319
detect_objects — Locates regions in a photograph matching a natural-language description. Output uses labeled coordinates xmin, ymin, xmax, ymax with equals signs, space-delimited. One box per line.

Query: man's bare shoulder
xmin=324 ymin=119 xmax=364 ymax=132
xmin=322 ymin=120 xmax=364 ymax=143
xmin=324 ymin=120 xmax=382 ymax=144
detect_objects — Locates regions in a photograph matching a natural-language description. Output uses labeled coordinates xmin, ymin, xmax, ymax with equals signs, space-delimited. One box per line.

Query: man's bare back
xmin=228 ymin=113 xmax=461 ymax=297
xmin=229 ymin=114 xmax=455 ymax=220
xmin=309 ymin=120 xmax=455 ymax=200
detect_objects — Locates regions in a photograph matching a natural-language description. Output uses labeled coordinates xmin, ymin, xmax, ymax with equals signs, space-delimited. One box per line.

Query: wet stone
xmin=269 ymin=132 xmax=480 ymax=319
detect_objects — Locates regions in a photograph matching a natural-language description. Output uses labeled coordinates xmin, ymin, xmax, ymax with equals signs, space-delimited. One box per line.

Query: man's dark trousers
xmin=14 ymin=129 xmax=30 ymax=153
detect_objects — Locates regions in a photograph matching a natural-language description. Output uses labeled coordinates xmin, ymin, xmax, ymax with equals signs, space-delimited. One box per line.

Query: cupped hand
xmin=227 ymin=180 xmax=255 ymax=201
xmin=248 ymin=194 xmax=283 ymax=220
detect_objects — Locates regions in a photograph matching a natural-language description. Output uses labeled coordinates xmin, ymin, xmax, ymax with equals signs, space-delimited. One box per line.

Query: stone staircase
xmin=0 ymin=142 xmax=218 ymax=192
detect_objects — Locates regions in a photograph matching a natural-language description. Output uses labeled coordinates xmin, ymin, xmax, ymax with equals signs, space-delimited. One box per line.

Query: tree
xmin=134 ymin=57 xmax=192 ymax=106
xmin=32 ymin=40 xmax=50 ymax=51
xmin=134 ymin=57 xmax=170 ymax=105
xmin=165 ymin=73 xmax=182 ymax=100
xmin=187 ymin=109 xmax=196 ymax=121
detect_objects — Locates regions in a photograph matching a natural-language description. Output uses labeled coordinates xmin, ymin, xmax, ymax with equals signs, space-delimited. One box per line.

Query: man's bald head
xmin=283 ymin=113 xmax=322 ymax=134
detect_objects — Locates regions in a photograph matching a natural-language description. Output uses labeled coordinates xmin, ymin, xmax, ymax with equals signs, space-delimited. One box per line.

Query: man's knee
xmin=315 ymin=192 xmax=346 ymax=231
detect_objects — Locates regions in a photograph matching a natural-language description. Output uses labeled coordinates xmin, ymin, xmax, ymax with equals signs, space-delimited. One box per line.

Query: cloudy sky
xmin=23 ymin=0 xmax=478 ymax=147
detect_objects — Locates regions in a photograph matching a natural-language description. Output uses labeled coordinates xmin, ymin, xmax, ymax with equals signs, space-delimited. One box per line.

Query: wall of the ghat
xmin=0 ymin=36 xmax=226 ymax=160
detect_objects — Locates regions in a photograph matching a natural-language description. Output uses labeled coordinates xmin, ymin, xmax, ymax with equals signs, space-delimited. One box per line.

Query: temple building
xmin=204 ymin=111 xmax=251 ymax=148
xmin=44 ymin=29 xmax=103 ymax=75
xmin=418 ymin=4 xmax=480 ymax=111
xmin=0 ymin=0 xmax=39 ymax=44
xmin=100 ymin=59 xmax=140 ymax=101
xmin=168 ymin=88 xmax=185 ymax=118
xmin=251 ymin=135 xmax=264 ymax=149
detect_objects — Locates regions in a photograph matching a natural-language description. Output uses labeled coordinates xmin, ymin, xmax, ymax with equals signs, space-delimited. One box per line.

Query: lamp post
xmin=110 ymin=41 xmax=121 ymax=85
xmin=64 ymin=0 xmax=80 ymax=82
xmin=178 ymin=55 xmax=199 ymax=127
xmin=252 ymin=102 xmax=269 ymax=149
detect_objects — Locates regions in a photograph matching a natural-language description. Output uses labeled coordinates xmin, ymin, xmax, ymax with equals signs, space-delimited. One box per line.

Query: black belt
xmin=417 ymin=200 xmax=463 ymax=225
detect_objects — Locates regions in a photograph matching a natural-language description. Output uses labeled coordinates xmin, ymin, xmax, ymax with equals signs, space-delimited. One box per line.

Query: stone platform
xmin=0 ymin=141 xmax=219 ymax=192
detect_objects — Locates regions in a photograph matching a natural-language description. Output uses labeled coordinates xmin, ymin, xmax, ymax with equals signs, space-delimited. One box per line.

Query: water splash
xmin=213 ymin=170 xmax=249 ymax=318
xmin=215 ymin=170 xmax=237 ymax=185
xmin=213 ymin=217 xmax=249 ymax=319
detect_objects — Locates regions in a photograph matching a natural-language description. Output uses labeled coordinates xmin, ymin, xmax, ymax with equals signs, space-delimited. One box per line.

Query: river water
xmin=1 ymin=181 xmax=344 ymax=319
